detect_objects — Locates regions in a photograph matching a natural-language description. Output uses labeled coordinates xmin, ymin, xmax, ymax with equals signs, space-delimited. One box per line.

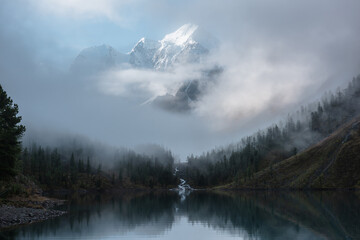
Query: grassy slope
xmin=227 ymin=117 xmax=360 ymax=189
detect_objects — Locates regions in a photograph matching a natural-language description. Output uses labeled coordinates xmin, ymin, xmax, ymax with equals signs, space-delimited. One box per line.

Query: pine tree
xmin=86 ymin=157 xmax=91 ymax=175
xmin=0 ymin=84 xmax=26 ymax=177
xmin=69 ymin=153 xmax=77 ymax=184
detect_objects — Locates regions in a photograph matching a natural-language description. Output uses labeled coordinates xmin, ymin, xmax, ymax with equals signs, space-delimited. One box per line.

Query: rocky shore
xmin=0 ymin=205 xmax=66 ymax=229
xmin=0 ymin=174 xmax=68 ymax=230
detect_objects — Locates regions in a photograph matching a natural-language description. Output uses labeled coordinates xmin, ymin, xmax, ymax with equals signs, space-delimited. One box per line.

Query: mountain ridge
xmin=71 ymin=23 xmax=217 ymax=72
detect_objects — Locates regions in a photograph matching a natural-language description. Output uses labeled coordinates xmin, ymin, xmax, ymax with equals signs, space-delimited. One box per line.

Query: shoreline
xmin=0 ymin=197 xmax=67 ymax=231
xmin=0 ymin=205 xmax=66 ymax=230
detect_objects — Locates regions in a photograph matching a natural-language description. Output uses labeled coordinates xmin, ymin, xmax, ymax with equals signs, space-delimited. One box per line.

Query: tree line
xmin=18 ymin=144 xmax=177 ymax=190
xmin=114 ymin=150 xmax=177 ymax=188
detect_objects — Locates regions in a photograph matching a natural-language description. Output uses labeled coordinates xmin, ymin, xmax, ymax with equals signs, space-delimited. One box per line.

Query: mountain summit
xmin=161 ymin=24 xmax=218 ymax=49
xmin=153 ymin=23 xmax=217 ymax=70
xmin=71 ymin=24 xmax=218 ymax=72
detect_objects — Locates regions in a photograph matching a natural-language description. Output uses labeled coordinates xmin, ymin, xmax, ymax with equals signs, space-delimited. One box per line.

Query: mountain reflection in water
xmin=2 ymin=191 xmax=360 ymax=240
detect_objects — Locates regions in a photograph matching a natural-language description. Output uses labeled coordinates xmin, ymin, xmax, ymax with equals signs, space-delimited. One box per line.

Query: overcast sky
xmin=1 ymin=0 xmax=360 ymax=160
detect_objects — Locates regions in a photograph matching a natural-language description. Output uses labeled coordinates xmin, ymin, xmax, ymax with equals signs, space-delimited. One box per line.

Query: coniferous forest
xmin=18 ymin=144 xmax=177 ymax=190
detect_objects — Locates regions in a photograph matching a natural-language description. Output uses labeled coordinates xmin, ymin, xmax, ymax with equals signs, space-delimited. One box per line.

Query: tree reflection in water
xmin=2 ymin=191 xmax=360 ymax=240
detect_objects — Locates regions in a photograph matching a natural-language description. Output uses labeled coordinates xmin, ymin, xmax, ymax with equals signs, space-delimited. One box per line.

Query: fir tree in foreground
xmin=0 ymin=84 xmax=26 ymax=178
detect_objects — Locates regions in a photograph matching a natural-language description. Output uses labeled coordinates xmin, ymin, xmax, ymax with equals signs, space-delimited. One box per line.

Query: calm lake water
xmin=2 ymin=190 xmax=360 ymax=240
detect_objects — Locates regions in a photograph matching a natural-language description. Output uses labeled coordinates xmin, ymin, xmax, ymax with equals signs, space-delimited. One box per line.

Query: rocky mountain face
xmin=129 ymin=38 xmax=161 ymax=68
xmin=153 ymin=66 xmax=223 ymax=112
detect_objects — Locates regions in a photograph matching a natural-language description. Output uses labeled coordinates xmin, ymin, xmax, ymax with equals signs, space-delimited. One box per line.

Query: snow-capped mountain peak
xmin=162 ymin=23 xmax=199 ymax=46
xmin=153 ymin=23 xmax=217 ymax=70
xmin=130 ymin=37 xmax=160 ymax=53
xmin=72 ymin=24 xmax=218 ymax=71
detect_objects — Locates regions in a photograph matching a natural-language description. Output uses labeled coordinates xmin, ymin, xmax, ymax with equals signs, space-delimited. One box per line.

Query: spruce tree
xmin=0 ymin=84 xmax=26 ymax=177
xmin=86 ymin=157 xmax=91 ymax=175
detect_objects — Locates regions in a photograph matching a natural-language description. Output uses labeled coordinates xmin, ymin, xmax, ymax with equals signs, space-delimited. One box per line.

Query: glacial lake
xmin=2 ymin=190 xmax=360 ymax=240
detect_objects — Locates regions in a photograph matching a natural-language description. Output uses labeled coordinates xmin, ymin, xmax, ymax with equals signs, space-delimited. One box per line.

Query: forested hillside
xmin=231 ymin=116 xmax=360 ymax=189
xmin=185 ymin=76 xmax=360 ymax=188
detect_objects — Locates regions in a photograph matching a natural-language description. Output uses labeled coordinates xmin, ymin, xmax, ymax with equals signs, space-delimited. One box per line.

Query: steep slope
xmin=129 ymin=38 xmax=161 ymax=68
xmin=231 ymin=116 xmax=360 ymax=189
xmin=153 ymin=23 xmax=216 ymax=70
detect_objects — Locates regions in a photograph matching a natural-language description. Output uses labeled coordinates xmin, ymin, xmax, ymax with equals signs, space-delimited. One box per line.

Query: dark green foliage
xmin=70 ymin=153 xmax=77 ymax=184
xmin=0 ymin=84 xmax=26 ymax=178
xmin=20 ymin=144 xmax=96 ymax=189
xmin=115 ymin=150 xmax=177 ymax=187
xmin=78 ymin=158 xmax=84 ymax=173
xmin=86 ymin=157 xmax=91 ymax=175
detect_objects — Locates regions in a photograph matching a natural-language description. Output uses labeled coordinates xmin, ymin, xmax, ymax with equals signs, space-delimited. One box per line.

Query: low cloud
xmin=98 ymin=65 xmax=204 ymax=101
xmin=193 ymin=46 xmax=321 ymax=131
xmin=96 ymin=45 xmax=322 ymax=131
